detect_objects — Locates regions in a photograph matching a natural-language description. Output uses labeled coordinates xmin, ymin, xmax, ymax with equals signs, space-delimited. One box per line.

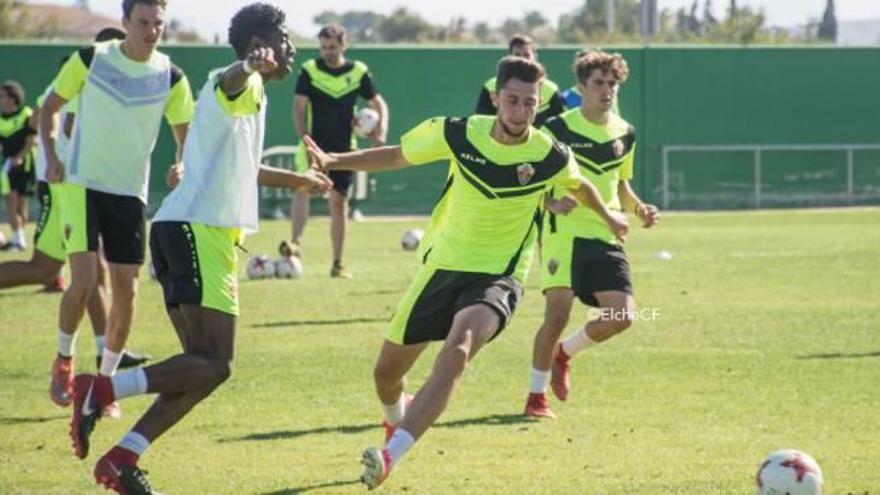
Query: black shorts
xmin=62 ymin=185 xmax=146 ymax=265
xmin=329 ymin=170 xmax=353 ymax=194
xmin=570 ymin=238 xmax=633 ymax=307
xmin=387 ymin=267 xmax=523 ymax=345
xmin=5 ymin=157 xmax=36 ymax=196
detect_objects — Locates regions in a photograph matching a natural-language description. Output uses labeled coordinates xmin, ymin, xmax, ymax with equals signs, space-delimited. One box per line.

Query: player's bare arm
xmin=303 ymin=134 xmax=408 ymax=173
xmin=618 ymin=180 xmax=660 ymax=228
xmin=39 ymin=91 xmax=69 ymax=183
xmin=259 ymin=165 xmax=333 ymax=193
xmin=568 ymin=178 xmax=629 ymax=241
xmin=366 ymin=94 xmax=389 ymax=145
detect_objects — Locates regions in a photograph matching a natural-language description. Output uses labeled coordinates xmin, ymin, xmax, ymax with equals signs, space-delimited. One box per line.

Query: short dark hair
xmin=228 ymin=3 xmax=287 ymax=59
xmin=95 ymin=27 xmax=126 ymax=42
xmin=122 ymin=0 xmax=166 ymax=20
xmin=574 ymin=50 xmax=629 ymax=84
xmin=1 ymin=80 xmax=25 ymax=107
xmin=318 ymin=23 xmax=346 ymax=44
xmin=495 ymin=56 xmax=545 ymax=92
xmin=508 ymin=34 xmax=535 ymax=53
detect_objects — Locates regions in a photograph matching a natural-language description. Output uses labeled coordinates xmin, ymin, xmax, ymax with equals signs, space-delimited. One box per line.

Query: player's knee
xmin=212 ymin=360 xmax=232 ymax=386
xmin=373 ymin=360 xmax=399 ymax=385
xmin=611 ymin=310 xmax=633 ymax=333
xmin=544 ymin=310 xmax=570 ymax=333
xmin=439 ymin=345 xmax=469 ymax=376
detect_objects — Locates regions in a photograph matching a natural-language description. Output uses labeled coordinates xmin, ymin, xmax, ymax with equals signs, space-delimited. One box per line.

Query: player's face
xmin=510 ymin=44 xmax=537 ymax=61
xmin=0 ymin=91 xmax=17 ymax=114
xmin=122 ymin=4 xmax=165 ymax=54
xmin=319 ymin=37 xmax=345 ymax=66
xmin=262 ymin=29 xmax=296 ymax=81
xmin=579 ymin=69 xmax=619 ymax=113
xmin=495 ymin=78 xmax=540 ymax=138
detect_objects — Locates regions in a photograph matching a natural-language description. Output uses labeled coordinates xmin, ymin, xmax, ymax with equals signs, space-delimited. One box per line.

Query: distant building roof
xmin=13 ymin=3 xmax=122 ymax=41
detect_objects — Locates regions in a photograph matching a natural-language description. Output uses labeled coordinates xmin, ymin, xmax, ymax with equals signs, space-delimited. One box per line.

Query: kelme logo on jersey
xmin=612 ymin=139 xmax=625 ymax=158
xmin=516 ymin=163 xmax=535 ymax=185
xmin=548 ymin=258 xmax=559 ymax=275
xmin=569 ymin=142 xmax=594 ymax=149
xmin=459 ymin=153 xmax=486 ymax=165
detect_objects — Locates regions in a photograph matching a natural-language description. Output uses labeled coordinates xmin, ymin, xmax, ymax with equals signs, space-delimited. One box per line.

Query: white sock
xmin=58 ymin=330 xmax=77 ymax=358
xmin=382 ymin=393 xmax=407 ymax=425
xmin=15 ymin=229 xmax=26 ymax=247
xmin=529 ymin=367 xmax=550 ymax=394
xmin=99 ymin=348 xmax=122 ymax=377
xmin=111 ymin=368 xmax=148 ymax=400
xmin=561 ymin=328 xmax=598 ymax=358
xmin=118 ymin=431 xmax=150 ymax=456
xmin=385 ymin=428 xmax=415 ymax=467
xmin=95 ymin=335 xmax=106 ymax=355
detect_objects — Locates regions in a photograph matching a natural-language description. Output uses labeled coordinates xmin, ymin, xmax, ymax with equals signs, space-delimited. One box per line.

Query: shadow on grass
xmin=0 ymin=415 xmax=67 ymax=426
xmin=222 ymin=413 xmax=532 ymax=443
xmin=251 ymin=317 xmax=388 ymax=329
xmin=347 ymin=289 xmax=403 ymax=296
xmin=797 ymin=351 xmax=880 ymax=360
xmin=260 ymin=479 xmax=360 ymax=494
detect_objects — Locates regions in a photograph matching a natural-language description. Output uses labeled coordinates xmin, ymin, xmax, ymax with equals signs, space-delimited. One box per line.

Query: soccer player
xmin=474 ymin=35 xmax=564 ymax=127
xmin=524 ymin=51 xmax=660 ymax=418
xmin=304 ymin=56 xmax=628 ymax=490
xmin=289 ymin=23 xmax=388 ymax=278
xmin=0 ymin=80 xmax=37 ymax=251
xmin=68 ymin=4 xmax=330 ymax=492
xmin=40 ymin=0 xmax=194 ymax=417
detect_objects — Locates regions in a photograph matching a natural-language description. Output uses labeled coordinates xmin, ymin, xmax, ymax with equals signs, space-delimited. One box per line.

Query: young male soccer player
xmin=304 ymin=56 xmax=629 ymax=490
xmin=40 ymin=0 xmax=193 ymax=412
xmin=524 ymin=51 xmax=660 ymax=418
xmin=474 ymin=35 xmax=564 ymax=127
xmin=290 ymin=23 xmax=389 ymax=278
xmin=0 ymin=80 xmax=37 ymax=251
xmin=69 ymin=4 xmax=331 ymax=492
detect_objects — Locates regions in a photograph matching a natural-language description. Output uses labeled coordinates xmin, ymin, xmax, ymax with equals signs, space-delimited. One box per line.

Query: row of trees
xmin=313 ymin=0 xmax=839 ymax=45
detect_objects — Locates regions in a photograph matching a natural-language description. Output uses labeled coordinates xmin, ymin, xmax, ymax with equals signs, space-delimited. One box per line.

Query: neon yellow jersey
xmin=400 ymin=115 xmax=583 ymax=282
xmin=541 ymin=108 xmax=636 ymax=245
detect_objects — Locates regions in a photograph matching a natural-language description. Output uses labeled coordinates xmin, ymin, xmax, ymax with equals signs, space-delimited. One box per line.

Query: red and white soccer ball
xmin=246 ymin=254 xmax=276 ymax=279
xmin=275 ymin=256 xmax=303 ymax=279
xmin=401 ymin=228 xmax=424 ymax=251
xmin=354 ymin=107 xmax=380 ymax=138
xmin=756 ymin=449 xmax=824 ymax=495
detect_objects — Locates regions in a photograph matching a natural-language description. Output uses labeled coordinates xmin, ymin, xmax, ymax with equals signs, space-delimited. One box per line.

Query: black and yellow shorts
xmin=541 ymin=235 xmax=633 ymax=307
xmin=149 ymin=221 xmax=241 ymax=317
xmin=34 ymin=181 xmax=66 ymax=262
xmin=59 ymin=184 xmax=146 ymax=264
xmin=387 ymin=265 xmax=523 ymax=345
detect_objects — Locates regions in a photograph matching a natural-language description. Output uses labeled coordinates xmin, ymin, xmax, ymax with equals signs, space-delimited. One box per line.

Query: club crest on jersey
xmin=612 ymin=139 xmax=625 ymax=158
xmin=548 ymin=258 xmax=559 ymax=275
xmin=517 ymin=163 xmax=535 ymax=185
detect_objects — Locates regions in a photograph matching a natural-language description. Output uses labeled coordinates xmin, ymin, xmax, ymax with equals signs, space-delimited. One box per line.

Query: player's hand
xmin=546 ymin=196 xmax=577 ymax=216
xmin=636 ymin=203 xmax=660 ymax=228
xmin=245 ymin=46 xmax=278 ymax=75
xmin=166 ymin=162 xmax=184 ymax=189
xmin=46 ymin=154 xmax=65 ymax=183
xmin=367 ymin=125 xmax=386 ymax=147
xmin=302 ymin=134 xmax=335 ymax=172
xmin=299 ymin=168 xmax=333 ymax=194
xmin=607 ymin=211 xmax=629 ymax=243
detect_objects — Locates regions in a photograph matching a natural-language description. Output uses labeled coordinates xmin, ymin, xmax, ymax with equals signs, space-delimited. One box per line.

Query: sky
xmin=43 ymin=0 xmax=880 ymax=41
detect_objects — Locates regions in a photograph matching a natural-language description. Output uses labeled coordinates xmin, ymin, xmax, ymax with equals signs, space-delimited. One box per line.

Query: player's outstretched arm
xmin=259 ymin=165 xmax=333 ymax=193
xmin=569 ymin=178 xmax=629 ymax=242
xmin=618 ymin=180 xmax=660 ymax=228
xmin=303 ymin=134 xmax=409 ymax=173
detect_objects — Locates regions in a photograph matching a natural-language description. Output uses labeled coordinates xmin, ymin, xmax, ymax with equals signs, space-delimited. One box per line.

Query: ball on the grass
xmin=275 ymin=256 xmax=303 ymax=279
xmin=756 ymin=449 xmax=823 ymax=495
xmin=246 ymin=254 xmax=276 ymax=279
xmin=401 ymin=229 xmax=424 ymax=251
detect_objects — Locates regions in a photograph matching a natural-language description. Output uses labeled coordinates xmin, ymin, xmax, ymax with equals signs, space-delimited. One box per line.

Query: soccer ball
xmin=756 ymin=449 xmax=824 ymax=495
xmin=275 ymin=256 xmax=303 ymax=279
xmin=354 ymin=107 xmax=380 ymax=138
xmin=401 ymin=229 xmax=424 ymax=251
xmin=246 ymin=254 xmax=276 ymax=279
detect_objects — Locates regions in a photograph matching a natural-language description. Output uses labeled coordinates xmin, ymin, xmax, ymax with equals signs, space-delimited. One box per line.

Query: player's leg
xmin=5 ymin=189 xmax=21 ymax=249
xmin=0 ymin=250 xmax=62 ymax=288
xmin=291 ymin=188 xmax=309 ymax=246
xmin=328 ymin=171 xmax=353 ymax=278
xmin=15 ymin=189 xmax=29 ymax=247
xmin=565 ymin=290 xmax=635 ymax=347
xmin=525 ymin=288 xmax=575 ymax=417
xmin=373 ymin=339 xmax=428 ymax=440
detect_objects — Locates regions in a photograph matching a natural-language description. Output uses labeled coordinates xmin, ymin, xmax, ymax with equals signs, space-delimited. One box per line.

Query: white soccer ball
xmin=756 ymin=449 xmax=824 ymax=495
xmin=354 ymin=107 xmax=380 ymax=138
xmin=401 ymin=228 xmax=424 ymax=251
xmin=275 ymin=256 xmax=303 ymax=279
xmin=246 ymin=254 xmax=276 ymax=279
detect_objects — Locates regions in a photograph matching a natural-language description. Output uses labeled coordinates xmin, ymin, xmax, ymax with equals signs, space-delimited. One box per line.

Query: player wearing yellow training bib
xmin=305 ymin=56 xmax=628 ymax=490
xmin=524 ymin=51 xmax=661 ymax=419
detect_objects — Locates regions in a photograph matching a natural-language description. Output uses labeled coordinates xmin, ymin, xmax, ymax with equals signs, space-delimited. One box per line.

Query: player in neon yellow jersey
xmin=305 ymin=56 xmax=628 ymax=490
xmin=524 ymin=50 xmax=660 ymax=418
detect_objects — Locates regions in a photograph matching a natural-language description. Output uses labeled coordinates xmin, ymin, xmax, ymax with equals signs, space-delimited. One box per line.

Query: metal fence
xmin=660 ymin=144 xmax=880 ymax=210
